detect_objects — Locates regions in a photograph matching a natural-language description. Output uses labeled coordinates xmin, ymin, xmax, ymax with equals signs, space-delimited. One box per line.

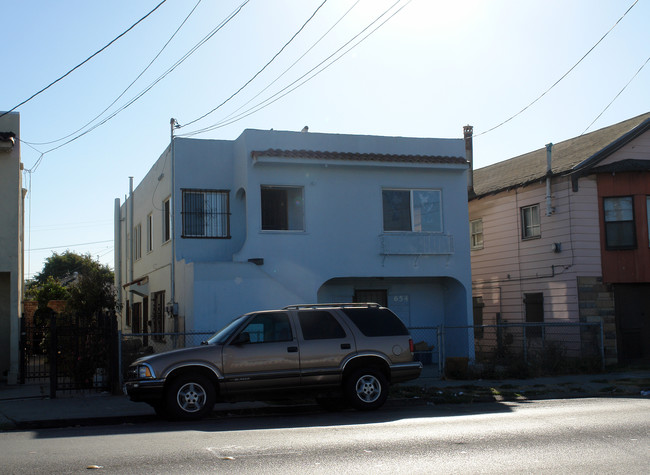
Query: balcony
xmin=380 ymin=233 xmax=454 ymax=256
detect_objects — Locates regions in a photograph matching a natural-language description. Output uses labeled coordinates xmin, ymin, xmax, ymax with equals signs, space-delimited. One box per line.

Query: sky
xmin=4 ymin=0 xmax=649 ymax=280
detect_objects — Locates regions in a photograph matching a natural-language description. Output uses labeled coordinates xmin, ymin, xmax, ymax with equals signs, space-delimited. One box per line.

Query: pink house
xmin=469 ymin=112 xmax=650 ymax=365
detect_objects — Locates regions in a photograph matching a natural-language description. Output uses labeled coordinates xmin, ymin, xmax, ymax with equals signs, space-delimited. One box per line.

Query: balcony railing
xmin=380 ymin=233 xmax=454 ymax=255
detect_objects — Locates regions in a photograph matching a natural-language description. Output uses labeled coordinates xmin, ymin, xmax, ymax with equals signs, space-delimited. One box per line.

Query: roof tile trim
xmin=251 ymin=149 xmax=467 ymax=165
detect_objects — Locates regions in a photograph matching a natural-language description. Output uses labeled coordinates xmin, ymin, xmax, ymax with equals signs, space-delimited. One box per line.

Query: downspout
xmin=129 ymin=177 xmax=134 ymax=289
xmin=170 ymin=118 xmax=179 ymax=325
xmin=546 ymin=143 xmax=553 ymax=216
xmin=114 ymin=198 xmax=122 ymax=313
xmin=464 ymin=125 xmax=475 ymax=198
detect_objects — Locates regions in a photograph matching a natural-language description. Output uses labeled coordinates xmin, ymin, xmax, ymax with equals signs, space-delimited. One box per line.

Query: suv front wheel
xmin=345 ymin=368 xmax=388 ymax=411
xmin=165 ymin=373 xmax=216 ymax=420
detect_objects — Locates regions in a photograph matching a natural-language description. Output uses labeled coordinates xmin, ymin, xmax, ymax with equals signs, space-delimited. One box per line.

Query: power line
xmin=582 ymin=54 xmax=650 ymax=134
xmin=199 ymin=0 xmax=362 ymax=130
xmin=474 ymin=0 xmax=639 ymax=138
xmin=181 ymin=0 xmax=329 ymax=129
xmin=29 ymin=239 xmax=114 ymax=252
xmin=24 ymin=0 xmax=249 ymax=173
xmin=0 ymin=0 xmax=168 ymax=118
xmin=24 ymin=0 xmax=203 ymax=147
xmin=181 ymin=0 xmax=412 ymax=137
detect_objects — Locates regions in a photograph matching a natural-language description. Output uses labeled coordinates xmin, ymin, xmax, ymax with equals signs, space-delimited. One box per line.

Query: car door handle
xmin=287 ymin=346 xmax=298 ymax=353
xmin=340 ymin=343 xmax=351 ymax=350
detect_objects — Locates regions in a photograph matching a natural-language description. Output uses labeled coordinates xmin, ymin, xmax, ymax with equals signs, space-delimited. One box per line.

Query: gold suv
xmin=124 ymin=303 xmax=422 ymax=420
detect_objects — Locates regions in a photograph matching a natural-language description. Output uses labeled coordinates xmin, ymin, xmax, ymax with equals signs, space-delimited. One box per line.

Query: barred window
xmin=182 ymin=189 xmax=230 ymax=238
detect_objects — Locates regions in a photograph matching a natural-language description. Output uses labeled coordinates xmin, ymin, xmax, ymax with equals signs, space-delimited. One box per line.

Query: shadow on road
xmin=26 ymin=400 xmax=518 ymax=439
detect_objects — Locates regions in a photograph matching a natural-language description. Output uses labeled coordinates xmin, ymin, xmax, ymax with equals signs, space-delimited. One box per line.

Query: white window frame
xmin=382 ymin=188 xmax=442 ymax=233
xmin=470 ymin=218 xmax=484 ymax=250
xmin=133 ymin=223 xmax=142 ymax=260
xmin=521 ymin=204 xmax=541 ymax=239
xmin=146 ymin=213 xmax=153 ymax=253
xmin=260 ymin=185 xmax=305 ymax=231
xmin=603 ymin=196 xmax=635 ymax=249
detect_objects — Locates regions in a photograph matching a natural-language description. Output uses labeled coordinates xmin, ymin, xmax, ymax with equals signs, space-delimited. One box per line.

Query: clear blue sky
xmin=4 ymin=0 xmax=649 ymax=279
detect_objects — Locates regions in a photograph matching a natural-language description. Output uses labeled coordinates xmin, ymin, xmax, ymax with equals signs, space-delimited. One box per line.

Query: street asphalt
xmin=1 ymin=367 xmax=649 ymax=431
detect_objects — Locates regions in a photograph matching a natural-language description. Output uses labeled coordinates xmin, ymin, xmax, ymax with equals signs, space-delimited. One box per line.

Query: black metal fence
xmin=20 ymin=310 xmax=119 ymax=397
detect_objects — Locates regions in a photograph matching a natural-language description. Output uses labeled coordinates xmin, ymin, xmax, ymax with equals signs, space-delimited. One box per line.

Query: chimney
xmin=464 ymin=125 xmax=475 ymax=198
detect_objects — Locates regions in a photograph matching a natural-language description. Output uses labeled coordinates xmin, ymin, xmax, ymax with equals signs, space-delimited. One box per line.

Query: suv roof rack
xmin=283 ymin=302 xmax=382 ymax=310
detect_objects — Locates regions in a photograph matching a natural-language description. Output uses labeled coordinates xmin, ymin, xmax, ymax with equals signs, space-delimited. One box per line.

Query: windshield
xmin=205 ymin=314 xmax=249 ymax=345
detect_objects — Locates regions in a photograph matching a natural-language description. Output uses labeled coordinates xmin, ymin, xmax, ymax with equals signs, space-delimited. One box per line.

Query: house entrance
xmin=614 ymin=284 xmax=650 ymax=363
xmin=354 ymin=289 xmax=387 ymax=307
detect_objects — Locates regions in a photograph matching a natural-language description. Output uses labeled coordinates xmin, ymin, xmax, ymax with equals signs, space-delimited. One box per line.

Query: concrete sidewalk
xmin=1 ymin=368 xmax=648 ymax=431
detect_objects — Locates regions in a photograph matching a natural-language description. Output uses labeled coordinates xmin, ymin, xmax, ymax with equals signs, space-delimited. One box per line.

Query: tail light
xmin=409 ymin=338 xmax=414 ymax=353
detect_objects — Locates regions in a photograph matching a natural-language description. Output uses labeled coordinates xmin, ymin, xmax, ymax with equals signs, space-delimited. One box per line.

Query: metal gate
xmin=20 ymin=309 xmax=119 ymax=397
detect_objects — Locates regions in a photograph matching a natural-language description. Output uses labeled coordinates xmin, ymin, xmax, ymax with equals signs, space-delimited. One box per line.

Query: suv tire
xmin=165 ymin=373 xmax=216 ymax=420
xmin=345 ymin=368 xmax=388 ymax=411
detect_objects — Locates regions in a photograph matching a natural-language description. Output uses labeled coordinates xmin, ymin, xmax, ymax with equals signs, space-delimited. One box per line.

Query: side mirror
xmin=233 ymin=331 xmax=251 ymax=345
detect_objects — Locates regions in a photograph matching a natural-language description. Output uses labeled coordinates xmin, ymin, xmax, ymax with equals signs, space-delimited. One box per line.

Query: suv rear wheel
xmin=165 ymin=373 xmax=216 ymax=420
xmin=345 ymin=368 xmax=388 ymax=410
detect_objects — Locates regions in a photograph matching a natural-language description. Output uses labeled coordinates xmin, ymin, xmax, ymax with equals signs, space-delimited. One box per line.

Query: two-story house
xmin=115 ymin=127 xmax=475 ymax=361
xmin=0 ymin=111 xmax=25 ymax=384
xmin=469 ymin=112 xmax=650 ymax=365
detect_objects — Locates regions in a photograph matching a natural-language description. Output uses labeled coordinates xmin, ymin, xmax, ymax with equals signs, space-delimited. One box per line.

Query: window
xmin=182 ymin=189 xmax=230 ymax=238
xmin=298 ymin=311 xmax=346 ymax=340
xmin=354 ymin=289 xmax=388 ymax=307
xmin=472 ymin=296 xmax=484 ymax=339
xmin=240 ymin=312 xmax=292 ymax=343
xmin=524 ymin=292 xmax=543 ymax=338
xmin=521 ymin=204 xmax=541 ymax=239
xmin=604 ymin=196 xmax=636 ymax=249
xmin=146 ymin=213 xmax=153 ymax=252
xmin=382 ymin=189 xmax=442 ymax=232
xmin=470 ymin=219 xmax=484 ymax=250
xmin=133 ymin=223 xmax=142 ymax=260
xmin=341 ymin=307 xmax=409 ymax=337
xmin=261 ymin=186 xmax=304 ymax=231
xmin=645 ymin=196 xmax=650 ymax=246
xmin=132 ymin=302 xmax=142 ymax=333
xmin=163 ymin=198 xmax=171 ymax=243
xmin=152 ymin=291 xmax=165 ymax=341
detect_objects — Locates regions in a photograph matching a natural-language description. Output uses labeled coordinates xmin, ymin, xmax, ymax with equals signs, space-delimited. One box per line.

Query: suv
xmin=124 ymin=303 xmax=422 ymax=420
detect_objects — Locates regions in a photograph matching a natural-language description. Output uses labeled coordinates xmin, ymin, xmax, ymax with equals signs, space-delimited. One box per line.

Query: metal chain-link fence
xmin=119 ymin=321 xmax=604 ymax=383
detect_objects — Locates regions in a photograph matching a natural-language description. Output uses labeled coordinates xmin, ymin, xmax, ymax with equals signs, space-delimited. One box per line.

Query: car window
xmin=206 ymin=314 xmax=248 ymax=344
xmin=298 ymin=310 xmax=346 ymax=340
xmin=342 ymin=307 xmax=409 ymax=337
xmin=240 ymin=312 xmax=292 ymax=343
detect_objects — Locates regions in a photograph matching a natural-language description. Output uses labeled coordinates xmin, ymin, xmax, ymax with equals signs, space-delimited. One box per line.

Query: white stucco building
xmin=115 ymin=127 xmax=474 ymax=360
xmin=0 ymin=111 xmax=24 ymax=384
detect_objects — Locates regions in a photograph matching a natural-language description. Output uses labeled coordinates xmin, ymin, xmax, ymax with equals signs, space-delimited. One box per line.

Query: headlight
xmin=137 ymin=364 xmax=155 ymax=379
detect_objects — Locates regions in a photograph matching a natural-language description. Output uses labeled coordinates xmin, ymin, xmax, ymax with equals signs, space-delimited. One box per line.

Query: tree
xmin=30 ymin=251 xmax=117 ymax=317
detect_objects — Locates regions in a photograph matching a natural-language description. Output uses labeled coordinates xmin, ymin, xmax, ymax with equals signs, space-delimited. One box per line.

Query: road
xmin=1 ymin=398 xmax=649 ymax=474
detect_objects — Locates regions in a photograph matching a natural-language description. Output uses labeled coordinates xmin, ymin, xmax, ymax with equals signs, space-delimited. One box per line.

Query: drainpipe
xmin=464 ymin=125 xmax=475 ymax=198
xmin=170 ymin=118 xmax=178 ymax=325
xmin=546 ymin=143 xmax=553 ymax=216
xmin=129 ymin=177 xmax=134 ymax=288
xmin=114 ymin=198 xmax=122 ymax=310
